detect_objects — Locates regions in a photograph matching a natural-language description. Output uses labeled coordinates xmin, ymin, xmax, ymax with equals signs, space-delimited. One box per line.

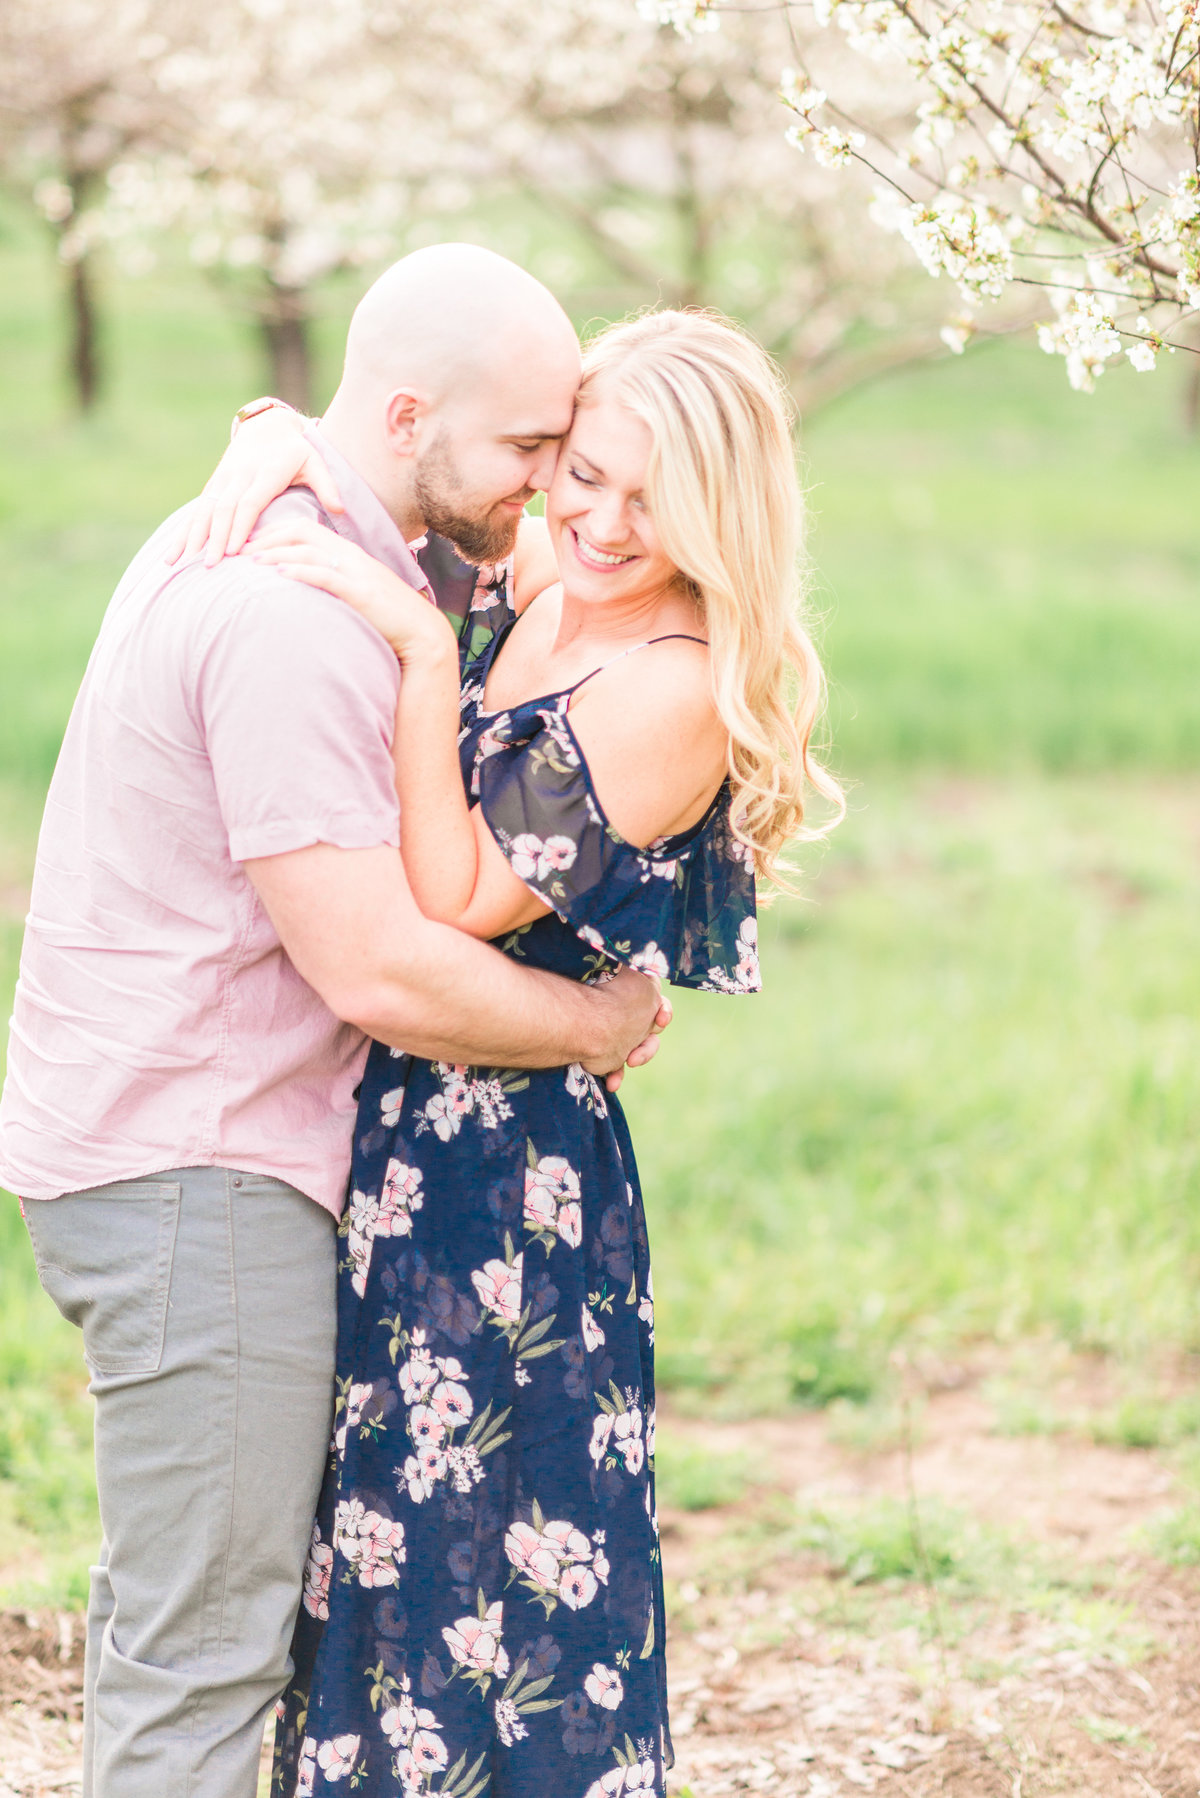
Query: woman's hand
xmin=250 ymin=520 xmax=458 ymax=665
xmin=165 ymin=408 xmax=344 ymax=568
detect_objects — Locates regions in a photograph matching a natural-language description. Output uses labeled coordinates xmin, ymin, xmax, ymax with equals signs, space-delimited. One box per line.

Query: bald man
xmin=0 ymin=246 xmax=664 ymax=1798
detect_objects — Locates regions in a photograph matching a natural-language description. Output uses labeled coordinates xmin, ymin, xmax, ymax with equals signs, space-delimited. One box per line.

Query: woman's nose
xmin=587 ymin=494 xmax=628 ymax=546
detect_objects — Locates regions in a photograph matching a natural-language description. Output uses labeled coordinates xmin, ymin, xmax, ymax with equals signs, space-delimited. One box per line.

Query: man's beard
xmin=413 ymin=431 xmax=524 ymax=565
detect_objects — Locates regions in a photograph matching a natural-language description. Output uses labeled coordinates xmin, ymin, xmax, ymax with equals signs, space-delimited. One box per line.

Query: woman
xmin=202 ymin=309 xmax=840 ymax=1797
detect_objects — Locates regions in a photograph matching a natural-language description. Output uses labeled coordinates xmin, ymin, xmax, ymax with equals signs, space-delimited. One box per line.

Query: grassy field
xmin=2 ymin=197 xmax=1200 ymax=1606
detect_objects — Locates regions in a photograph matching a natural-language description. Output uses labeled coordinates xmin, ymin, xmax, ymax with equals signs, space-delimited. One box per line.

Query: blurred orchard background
xmin=3 ymin=1 xmax=1200 ymax=1792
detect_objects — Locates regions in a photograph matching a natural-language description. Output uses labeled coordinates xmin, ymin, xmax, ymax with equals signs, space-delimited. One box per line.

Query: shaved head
xmin=321 ymin=244 xmax=582 ymax=556
xmin=342 ymin=243 xmax=580 ymax=405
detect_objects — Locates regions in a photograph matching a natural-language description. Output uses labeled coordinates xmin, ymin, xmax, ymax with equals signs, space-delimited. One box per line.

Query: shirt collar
xmin=303 ymin=421 xmax=434 ymax=601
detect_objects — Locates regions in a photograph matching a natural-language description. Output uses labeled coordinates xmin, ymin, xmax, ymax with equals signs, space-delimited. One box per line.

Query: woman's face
xmin=546 ymin=393 xmax=680 ymax=609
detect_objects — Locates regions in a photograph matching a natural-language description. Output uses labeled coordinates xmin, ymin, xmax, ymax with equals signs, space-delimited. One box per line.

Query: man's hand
xmin=577 ymin=969 xmax=673 ymax=1093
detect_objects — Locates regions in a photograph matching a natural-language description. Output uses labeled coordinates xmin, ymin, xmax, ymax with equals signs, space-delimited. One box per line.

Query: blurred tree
xmin=100 ymin=0 xmax=457 ymax=410
xmin=645 ymin=0 xmax=1200 ymax=392
xmin=0 ymin=0 xmax=190 ymax=408
xmin=435 ymin=0 xmax=955 ymax=410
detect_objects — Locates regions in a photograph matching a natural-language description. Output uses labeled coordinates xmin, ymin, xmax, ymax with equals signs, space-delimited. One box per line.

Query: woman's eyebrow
xmin=571 ymin=450 xmax=605 ymax=476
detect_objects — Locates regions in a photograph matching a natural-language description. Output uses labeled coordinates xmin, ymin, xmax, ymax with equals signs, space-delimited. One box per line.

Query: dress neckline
xmin=467 ymin=612 xmax=726 ymax=859
xmin=474 ymin=607 xmax=708 ymax=722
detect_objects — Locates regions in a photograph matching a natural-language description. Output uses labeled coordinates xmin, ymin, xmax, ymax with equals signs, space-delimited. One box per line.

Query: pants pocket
xmin=25 ymin=1180 xmax=182 ymax=1377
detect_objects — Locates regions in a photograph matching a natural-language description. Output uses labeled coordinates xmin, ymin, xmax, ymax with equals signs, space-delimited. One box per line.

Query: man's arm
xmin=246 ymin=841 xmax=668 ymax=1075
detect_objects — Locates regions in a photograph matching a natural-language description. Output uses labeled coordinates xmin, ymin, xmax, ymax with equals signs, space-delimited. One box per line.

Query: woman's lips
xmin=569 ymin=525 xmax=637 ymax=570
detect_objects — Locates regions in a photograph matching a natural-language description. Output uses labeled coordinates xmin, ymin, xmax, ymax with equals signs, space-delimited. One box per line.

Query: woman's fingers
xmin=202 ymin=494 xmax=244 ymax=566
xmin=300 ymin=451 xmax=345 ymax=518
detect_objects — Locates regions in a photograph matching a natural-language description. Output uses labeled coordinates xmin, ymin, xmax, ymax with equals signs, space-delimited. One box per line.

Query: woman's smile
xmin=566 ymin=525 xmax=638 ymax=570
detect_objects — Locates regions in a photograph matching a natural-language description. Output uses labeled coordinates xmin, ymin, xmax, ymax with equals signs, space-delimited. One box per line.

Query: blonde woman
xmin=204 ymin=310 xmax=839 ymax=1798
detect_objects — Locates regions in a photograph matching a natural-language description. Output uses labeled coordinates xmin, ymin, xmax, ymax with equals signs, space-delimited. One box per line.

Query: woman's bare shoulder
xmin=568 ymin=636 xmax=727 ymax=844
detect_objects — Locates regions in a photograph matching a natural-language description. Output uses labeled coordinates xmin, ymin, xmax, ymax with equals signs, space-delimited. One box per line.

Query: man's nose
xmin=528 ymin=443 xmax=562 ymax=492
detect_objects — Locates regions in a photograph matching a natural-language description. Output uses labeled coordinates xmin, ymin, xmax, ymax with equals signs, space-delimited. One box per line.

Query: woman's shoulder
xmin=566 ymin=634 xmax=725 ymax=848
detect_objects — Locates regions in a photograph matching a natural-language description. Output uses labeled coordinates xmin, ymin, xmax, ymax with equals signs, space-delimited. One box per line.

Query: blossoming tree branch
xmin=641 ymin=0 xmax=1199 ymax=389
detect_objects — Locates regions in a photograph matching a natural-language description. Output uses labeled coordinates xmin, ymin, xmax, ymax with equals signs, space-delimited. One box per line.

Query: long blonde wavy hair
xmin=579 ymin=308 xmax=844 ymax=889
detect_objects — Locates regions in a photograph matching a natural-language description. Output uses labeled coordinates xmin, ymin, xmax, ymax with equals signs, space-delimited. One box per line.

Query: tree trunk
xmin=67 ymin=249 xmax=100 ymax=411
xmin=58 ymin=161 xmax=103 ymax=412
xmin=259 ymin=288 xmax=314 ymax=412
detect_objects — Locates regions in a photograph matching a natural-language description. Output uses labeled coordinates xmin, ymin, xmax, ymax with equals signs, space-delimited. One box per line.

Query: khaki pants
xmin=24 ymin=1166 xmax=337 ymax=1798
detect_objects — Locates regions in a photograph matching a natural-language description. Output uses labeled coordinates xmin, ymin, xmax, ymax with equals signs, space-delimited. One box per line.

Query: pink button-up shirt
xmin=0 ymin=427 xmax=429 ymax=1217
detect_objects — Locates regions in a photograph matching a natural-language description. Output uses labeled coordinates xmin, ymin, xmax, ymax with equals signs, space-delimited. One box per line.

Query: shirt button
xmin=232 ymin=1176 xmax=243 ymax=1188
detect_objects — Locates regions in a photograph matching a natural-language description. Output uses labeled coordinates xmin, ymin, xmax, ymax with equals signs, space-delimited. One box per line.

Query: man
xmin=0 ymin=244 xmax=666 ymax=1798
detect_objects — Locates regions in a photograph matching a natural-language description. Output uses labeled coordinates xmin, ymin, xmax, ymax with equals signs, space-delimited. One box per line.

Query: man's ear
xmin=383 ymin=387 xmax=431 ymax=460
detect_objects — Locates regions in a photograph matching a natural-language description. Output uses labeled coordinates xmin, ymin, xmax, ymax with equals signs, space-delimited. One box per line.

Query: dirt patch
xmin=662 ymin=1378 xmax=1200 ymax=1796
xmin=4 ymin=1379 xmax=1200 ymax=1797
xmin=0 ymin=1612 xmax=82 ymax=1798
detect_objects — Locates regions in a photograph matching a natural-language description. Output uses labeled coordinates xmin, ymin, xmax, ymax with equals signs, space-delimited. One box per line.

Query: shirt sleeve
xmin=192 ymin=566 xmax=402 ymax=863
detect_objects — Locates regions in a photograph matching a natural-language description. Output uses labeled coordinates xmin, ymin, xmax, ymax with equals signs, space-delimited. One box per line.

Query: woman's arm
xmin=252 ymin=520 xmax=726 ymax=941
xmin=251 ymin=520 xmax=541 ymax=938
xmin=166 ymin=404 xmax=341 ymax=567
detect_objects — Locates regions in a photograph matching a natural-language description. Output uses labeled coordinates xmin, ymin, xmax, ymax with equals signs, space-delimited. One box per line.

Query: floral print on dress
xmin=273 ymin=560 xmax=758 ymax=1798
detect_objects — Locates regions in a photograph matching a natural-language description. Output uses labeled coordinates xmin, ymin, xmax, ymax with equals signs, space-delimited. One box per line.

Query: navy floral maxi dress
xmin=273 ymin=566 xmax=761 ymax=1798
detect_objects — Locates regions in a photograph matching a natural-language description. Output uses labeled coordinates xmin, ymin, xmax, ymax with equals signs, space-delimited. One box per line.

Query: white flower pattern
xmin=276 ymin=567 xmax=755 ymax=1797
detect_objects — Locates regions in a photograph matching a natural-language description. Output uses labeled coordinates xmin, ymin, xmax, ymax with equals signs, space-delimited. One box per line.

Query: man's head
xmin=322 ymin=244 xmax=582 ymax=560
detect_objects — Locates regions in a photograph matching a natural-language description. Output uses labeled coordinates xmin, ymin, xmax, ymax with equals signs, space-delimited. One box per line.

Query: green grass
xmin=630 ymin=779 xmax=1200 ymax=1411
xmin=3 ymin=190 xmax=1200 ymax=1598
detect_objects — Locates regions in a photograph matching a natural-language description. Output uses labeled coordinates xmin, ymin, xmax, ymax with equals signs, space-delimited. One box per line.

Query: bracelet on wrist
xmin=230 ymin=396 xmax=298 ymax=441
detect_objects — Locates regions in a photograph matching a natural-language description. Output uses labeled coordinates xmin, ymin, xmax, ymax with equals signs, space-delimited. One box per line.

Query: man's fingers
xmin=653 ymin=996 xmax=672 ymax=1031
xmin=605 ymin=1068 xmax=625 ymax=1094
xmin=625 ymin=1034 xmax=660 ymax=1070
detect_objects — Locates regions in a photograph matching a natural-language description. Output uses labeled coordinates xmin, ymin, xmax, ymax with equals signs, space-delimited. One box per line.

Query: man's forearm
xmin=246 ymin=842 xmax=659 ymax=1075
xmin=345 ymin=915 xmax=621 ymax=1067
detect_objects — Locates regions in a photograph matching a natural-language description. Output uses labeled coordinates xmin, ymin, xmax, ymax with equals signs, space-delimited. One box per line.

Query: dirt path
xmin=4 ymin=1378 xmax=1199 ymax=1797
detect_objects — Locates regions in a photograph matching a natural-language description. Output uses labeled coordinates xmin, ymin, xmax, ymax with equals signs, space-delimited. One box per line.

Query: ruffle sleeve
xmin=474 ymin=702 xmax=760 ymax=994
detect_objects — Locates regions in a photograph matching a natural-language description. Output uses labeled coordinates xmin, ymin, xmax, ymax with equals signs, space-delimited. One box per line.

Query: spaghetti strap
xmin=564 ymin=632 xmax=708 ymax=702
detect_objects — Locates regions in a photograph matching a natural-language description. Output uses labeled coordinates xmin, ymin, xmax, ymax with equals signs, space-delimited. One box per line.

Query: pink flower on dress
xmin=583 ymin=1774 xmax=626 ymax=1798
xmin=409 ymin=1403 xmax=446 ymax=1449
xmin=624 ymin=1761 xmax=658 ymax=1792
xmin=556 ymin=1201 xmax=583 ymax=1248
xmin=471 ymin=1255 xmax=523 ymax=1324
xmin=441 ymin=1601 xmax=506 ymax=1672
xmin=354 ymin=1512 xmax=406 ymax=1588
xmin=584 ymin=1664 xmax=624 ymax=1710
xmin=539 ymin=835 xmax=577 ymax=874
xmin=408 ymin=1729 xmax=449 ymax=1774
xmin=295 ymin=1738 xmax=317 ymax=1798
xmin=630 ymin=942 xmax=670 ymax=979
xmin=503 ymin=1521 xmax=561 ymax=1591
xmin=524 ymin=1182 xmax=559 ymax=1233
xmin=379 ymin=1086 xmax=405 ymax=1126
xmin=509 ymin=833 xmax=546 ymax=882
xmin=316 ymin=1735 xmax=360 ymax=1780
xmin=558 ymin=1563 xmax=599 ymax=1609
xmin=430 ymin=1380 xmax=473 ymax=1428
xmin=589 ymin=1414 xmax=614 ymax=1465
xmin=378 ymin=1160 xmax=423 ymax=1236
xmin=541 ymin=1519 xmax=591 ymax=1560
xmin=581 ymin=1304 xmax=606 ymax=1352
xmin=398 ymin=1344 xmax=438 ymax=1405
xmin=301 ymin=1522 xmax=333 ymax=1620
